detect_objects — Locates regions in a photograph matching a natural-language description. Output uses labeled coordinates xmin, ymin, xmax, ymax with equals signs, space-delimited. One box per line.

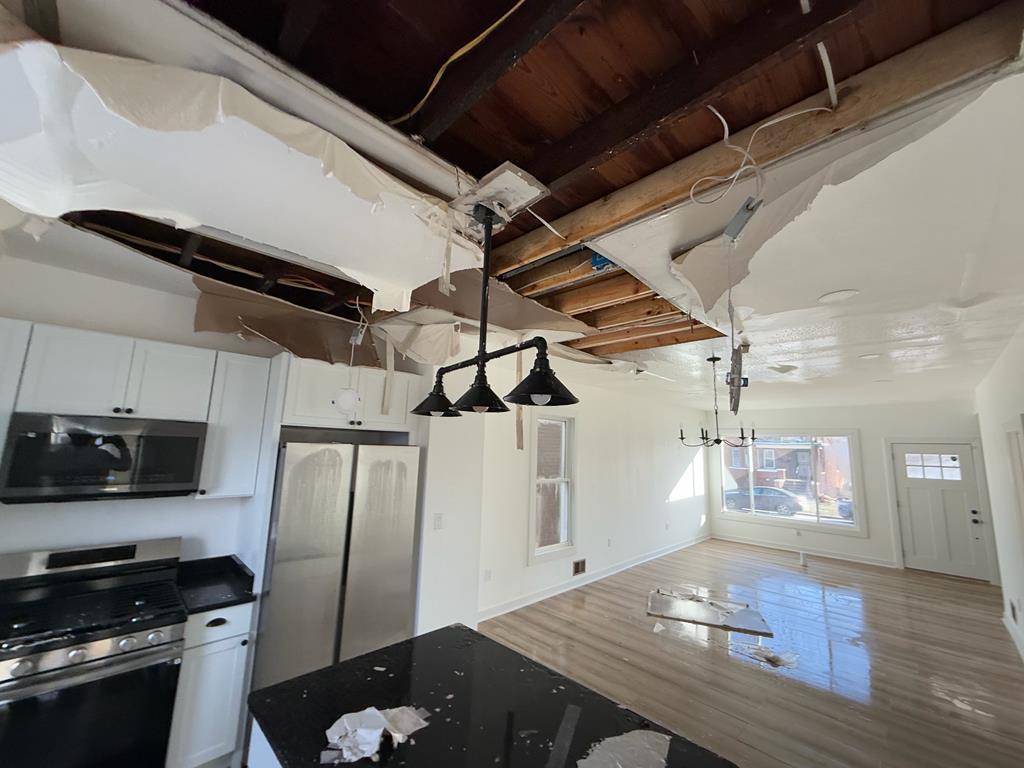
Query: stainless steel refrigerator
xmin=252 ymin=438 xmax=420 ymax=690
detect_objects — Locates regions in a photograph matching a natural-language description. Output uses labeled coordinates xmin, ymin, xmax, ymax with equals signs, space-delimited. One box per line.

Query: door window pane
xmin=924 ymin=466 xmax=942 ymax=480
xmin=906 ymin=465 xmax=924 ymax=479
xmin=922 ymin=454 xmax=940 ymax=466
xmin=941 ymin=467 xmax=961 ymax=481
xmin=941 ymin=454 xmax=959 ymax=467
xmin=905 ymin=453 xmax=922 ymax=466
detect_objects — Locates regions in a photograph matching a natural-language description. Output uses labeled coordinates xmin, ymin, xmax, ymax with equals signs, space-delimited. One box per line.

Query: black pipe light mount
xmin=678 ymin=355 xmax=755 ymax=448
xmin=411 ymin=202 xmax=579 ymax=417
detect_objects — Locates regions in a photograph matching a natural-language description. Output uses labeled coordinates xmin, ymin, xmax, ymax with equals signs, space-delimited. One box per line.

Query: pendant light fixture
xmin=411 ymin=203 xmax=579 ymax=417
xmin=679 ymin=355 xmax=755 ymax=448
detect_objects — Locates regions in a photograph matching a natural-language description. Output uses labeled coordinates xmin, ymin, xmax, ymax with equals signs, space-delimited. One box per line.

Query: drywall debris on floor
xmin=646 ymin=588 xmax=773 ymax=637
xmin=0 ymin=40 xmax=482 ymax=312
xmin=732 ymin=645 xmax=798 ymax=669
xmin=576 ymin=730 xmax=671 ymax=768
xmin=321 ymin=705 xmax=429 ymax=764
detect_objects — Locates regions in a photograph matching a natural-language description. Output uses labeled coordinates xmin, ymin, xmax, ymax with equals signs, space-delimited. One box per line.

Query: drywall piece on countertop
xmin=0 ymin=40 xmax=481 ymax=311
xmin=577 ymin=730 xmax=671 ymax=768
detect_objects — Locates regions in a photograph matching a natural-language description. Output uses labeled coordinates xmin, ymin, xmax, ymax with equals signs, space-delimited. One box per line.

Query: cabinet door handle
xmin=124 ymin=407 xmax=134 ymax=414
xmin=112 ymin=407 xmax=122 ymax=414
xmin=205 ymin=617 xmax=228 ymax=628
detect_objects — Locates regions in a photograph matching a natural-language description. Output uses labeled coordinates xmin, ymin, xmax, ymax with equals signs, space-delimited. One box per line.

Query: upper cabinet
xmin=17 ymin=326 xmax=215 ymax=421
xmin=198 ymin=353 xmax=271 ymax=499
xmin=282 ymin=357 xmax=417 ymax=431
xmin=17 ymin=325 xmax=135 ymax=415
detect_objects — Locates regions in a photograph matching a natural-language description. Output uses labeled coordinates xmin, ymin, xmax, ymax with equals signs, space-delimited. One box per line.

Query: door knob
xmin=971 ymin=509 xmax=979 ymax=515
xmin=971 ymin=519 xmax=980 ymax=525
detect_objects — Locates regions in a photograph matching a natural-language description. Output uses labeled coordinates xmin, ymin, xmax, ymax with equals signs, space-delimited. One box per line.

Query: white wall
xmin=475 ymin=362 xmax=710 ymax=619
xmin=975 ymin=322 xmax=1024 ymax=659
xmin=711 ymin=401 xmax=982 ymax=567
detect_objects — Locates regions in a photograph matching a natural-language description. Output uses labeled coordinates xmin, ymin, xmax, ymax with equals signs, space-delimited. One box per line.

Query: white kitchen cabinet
xmin=197 ymin=353 xmax=271 ymax=498
xmin=125 ymin=340 xmax=216 ymax=421
xmin=356 ymin=367 xmax=411 ymax=430
xmin=17 ymin=324 xmax=135 ymax=415
xmin=165 ymin=633 xmax=250 ymax=768
xmin=0 ymin=318 xmax=31 ymax=443
xmin=282 ymin=356 xmax=417 ymax=431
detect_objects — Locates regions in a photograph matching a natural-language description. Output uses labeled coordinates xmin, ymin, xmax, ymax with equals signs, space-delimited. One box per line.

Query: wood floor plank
xmin=479 ymin=540 xmax=1024 ymax=768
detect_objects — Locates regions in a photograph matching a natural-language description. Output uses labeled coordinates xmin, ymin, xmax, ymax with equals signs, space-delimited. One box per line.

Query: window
xmin=721 ymin=434 xmax=859 ymax=527
xmin=904 ymin=452 xmax=961 ymax=481
xmin=531 ymin=417 xmax=574 ymax=559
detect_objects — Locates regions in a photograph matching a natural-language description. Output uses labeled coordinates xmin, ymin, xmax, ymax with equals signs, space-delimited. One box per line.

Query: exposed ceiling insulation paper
xmin=193 ymin=277 xmax=379 ymax=366
xmin=0 ymin=40 xmax=482 ymax=311
xmin=370 ymin=319 xmax=461 ymax=366
xmin=409 ymin=269 xmax=592 ymax=341
xmin=591 ymin=79 xmax=998 ymax=328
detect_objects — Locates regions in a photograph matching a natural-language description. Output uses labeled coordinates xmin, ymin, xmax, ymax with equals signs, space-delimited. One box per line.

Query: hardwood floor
xmin=479 ymin=540 xmax=1024 ymax=768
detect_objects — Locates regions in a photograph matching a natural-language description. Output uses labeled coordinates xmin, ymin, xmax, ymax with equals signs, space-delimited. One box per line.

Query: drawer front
xmin=183 ymin=602 xmax=255 ymax=649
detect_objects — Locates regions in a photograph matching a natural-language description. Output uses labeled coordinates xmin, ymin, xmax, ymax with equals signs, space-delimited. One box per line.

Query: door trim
xmin=885 ymin=437 xmax=995 ymax=582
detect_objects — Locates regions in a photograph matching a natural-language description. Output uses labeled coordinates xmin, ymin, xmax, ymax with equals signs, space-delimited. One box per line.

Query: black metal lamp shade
xmin=411 ymin=383 xmax=462 ymax=417
xmin=454 ymin=372 xmax=510 ymax=413
xmin=504 ymin=352 xmax=579 ymax=406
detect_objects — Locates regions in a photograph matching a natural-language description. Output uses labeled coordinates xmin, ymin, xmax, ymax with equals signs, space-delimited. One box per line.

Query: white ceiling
xmin=591 ymin=74 xmax=1024 ymax=409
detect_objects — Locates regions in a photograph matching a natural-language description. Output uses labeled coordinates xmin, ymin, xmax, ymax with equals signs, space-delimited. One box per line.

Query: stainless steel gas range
xmin=0 ymin=538 xmax=187 ymax=767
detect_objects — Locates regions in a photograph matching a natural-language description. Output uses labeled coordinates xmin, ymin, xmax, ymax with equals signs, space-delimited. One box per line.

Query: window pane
xmin=924 ymin=466 xmax=942 ymax=480
xmin=906 ymin=465 xmax=924 ymax=479
xmin=905 ymin=453 xmax=922 ymax=466
xmin=941 ymin=467 xmax=961 ymax=481
xmin=536 ymin=419 xmax=565 ymax=478
xmin=536 ymin=482 xmax=568 ymax=548
xmin=816 ymin=436 xmax=853 ymax=525
xmin=941 ymin=454 xmax=959 ymax=467
xmin=722 ymin=446 xmax=753 ymax=512
xmin=922 ymin=454 xmax=940 ymax=466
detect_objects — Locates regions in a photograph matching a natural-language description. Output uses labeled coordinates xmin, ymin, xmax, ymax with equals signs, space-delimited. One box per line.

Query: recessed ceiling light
xmin=859 ymin=353 xmax=881 ymax=360
xmin=817 ymin=289 xmax=860 ymax=304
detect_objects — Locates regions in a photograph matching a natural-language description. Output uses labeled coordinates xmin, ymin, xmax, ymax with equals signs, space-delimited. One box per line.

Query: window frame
xmin=528 ymin=414 xmax=577 ymax=564
xmin=715 ymin=428 xmax=868 ymax=538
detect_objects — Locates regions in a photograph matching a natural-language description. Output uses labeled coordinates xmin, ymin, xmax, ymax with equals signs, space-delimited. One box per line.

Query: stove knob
xmin=10 ymin=659 xmax=35 ymax=677
xmin=118 ymin=636 xmax=139 ymax=652
xmin=67 ymin=648 xmax=88 ymax=664
xmin=146 ymin=630 xmax=166 ymax=646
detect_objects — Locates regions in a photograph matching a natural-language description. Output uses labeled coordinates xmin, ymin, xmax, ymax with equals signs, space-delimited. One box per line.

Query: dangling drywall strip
xmin=0 ymin=40 xmax=482 ymax=311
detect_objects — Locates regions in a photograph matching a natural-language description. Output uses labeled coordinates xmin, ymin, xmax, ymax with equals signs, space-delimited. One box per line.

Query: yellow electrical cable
xmin=389 ymin=0 xmax=528 ymax=126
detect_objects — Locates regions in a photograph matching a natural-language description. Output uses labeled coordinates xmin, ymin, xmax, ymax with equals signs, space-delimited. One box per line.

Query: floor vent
xmin=572 ymin=559 xmax=586 ymax=576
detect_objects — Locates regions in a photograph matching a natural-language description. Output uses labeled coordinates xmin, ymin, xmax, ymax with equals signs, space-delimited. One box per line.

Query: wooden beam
xmin=503 ymin=251 xmax=617 ymax=296
xmin=566 ymin=318 xmax=704 ymax=350
xmin=411 ymin=0 xmax=583 ymax=141
xmin=574 ymin=296 xmax=684 ymax=330
xmin=527 ymin=0 xmax=869 ymax=191
xmin=491 ymin=0 xmax=1024 ymax=276
xmin=586 ymin=323 xmax=724 ymax=357
xmin=538 ymin=272 xmax=653 ymax=315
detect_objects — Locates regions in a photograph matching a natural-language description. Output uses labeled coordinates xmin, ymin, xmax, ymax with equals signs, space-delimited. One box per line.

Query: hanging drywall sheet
xmin=0 ymin=40 xmax=482 ymax=311
xmin=370 ymin=319 xmax=461 ymax=366
xmin=410 ymin=270 xmax=592 ymax=339
xmin=193 ymin=277 xmax=379 ymax=366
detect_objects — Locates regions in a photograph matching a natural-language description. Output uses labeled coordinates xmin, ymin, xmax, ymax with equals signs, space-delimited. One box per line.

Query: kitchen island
xmin=248 ymin=624 xmax=733 ymax=767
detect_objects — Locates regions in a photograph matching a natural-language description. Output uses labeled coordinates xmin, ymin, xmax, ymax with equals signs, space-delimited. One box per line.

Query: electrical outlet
xmin=483 ymin=569 xmax=492 ymax=583
xmin=433 ymin=514 xmax=444 ymax=531
xmin=607 ymin=538 xmax=612 ymax=547
xmin=664 ymin=521 xmax=669 ymax=530
xmin=795 ymin=530 xmax=802 ymax=537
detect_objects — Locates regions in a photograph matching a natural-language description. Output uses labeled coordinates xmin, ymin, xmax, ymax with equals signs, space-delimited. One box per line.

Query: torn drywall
xmin=0 ymin=40 xmax=482 ymax=311
xmin=577 ymin=730 xmax=671 ymax=768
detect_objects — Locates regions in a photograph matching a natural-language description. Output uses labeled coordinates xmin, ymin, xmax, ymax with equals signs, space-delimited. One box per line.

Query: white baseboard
xmin=708 ymin=533 xmax=900 ymax=569
xmin=477 ymin=535 xmax=710 ymax=623
xmin=1004 ymin=614 xmax=1024 ymax=664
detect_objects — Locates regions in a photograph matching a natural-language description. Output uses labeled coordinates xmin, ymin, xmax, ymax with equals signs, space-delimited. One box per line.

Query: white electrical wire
xmin=689 ymin=104 xmax=834 ymax=206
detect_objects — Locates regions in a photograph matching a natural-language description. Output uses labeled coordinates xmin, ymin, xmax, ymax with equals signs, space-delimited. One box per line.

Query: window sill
xmin=529 ymin=543 xmax=577 ymax=566
xmin=716 ymin=509 xmax=868 ymax=538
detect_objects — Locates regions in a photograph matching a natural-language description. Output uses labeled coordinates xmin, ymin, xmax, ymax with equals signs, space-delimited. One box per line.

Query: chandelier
xmin=678 ymin=355 xmax=755 ymax=448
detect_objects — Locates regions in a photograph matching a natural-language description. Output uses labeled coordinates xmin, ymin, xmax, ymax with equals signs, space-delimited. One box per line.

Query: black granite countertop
xmin=248 ymin=624 xmax=734 ymax=768
xmin=176 ymin=555 xmax=256 ymax=614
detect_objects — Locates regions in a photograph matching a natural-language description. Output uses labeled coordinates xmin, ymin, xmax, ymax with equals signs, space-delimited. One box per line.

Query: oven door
xmin=0 ymin=413 xmax=207 ymax=503
xmin=0 ymin=642 xmax=183 ymax=768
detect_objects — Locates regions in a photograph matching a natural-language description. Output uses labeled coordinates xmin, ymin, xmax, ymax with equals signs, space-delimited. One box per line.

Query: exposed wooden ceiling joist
xmin=565 ymin=318 xmax=710 ymax=351
xmin=408 ymin=0 xmax=585 ymax=142
xmin=585 ymin=323 xmax=724 ymax=357
xmin=538 ymin=271 xmax=654 ymax=315
xmin=490 ymin=0 xmax=1024 ymax=276
xmin=574 ymin=296 xmax=686 ymax=331
xmin=502 ymin=249 xmax=617 ymax=297
xmin=526 ymin=0 xmax=871 ymax=192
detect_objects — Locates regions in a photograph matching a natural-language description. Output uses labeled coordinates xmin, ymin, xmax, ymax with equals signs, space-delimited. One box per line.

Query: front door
xmin=892 ymin=443 xmax=989 ymax=580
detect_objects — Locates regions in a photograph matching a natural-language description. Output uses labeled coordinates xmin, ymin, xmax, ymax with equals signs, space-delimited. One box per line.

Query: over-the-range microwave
xmin=0 ymin=413 xmax=207 ymax=503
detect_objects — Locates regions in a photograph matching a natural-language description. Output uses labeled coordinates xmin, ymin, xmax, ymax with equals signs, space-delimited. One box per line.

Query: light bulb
xmin=430 ymin=411 xmax=444 ymax=417
xmin=530 ymin=394 xmax=552 ymax=405
xmin=472 ymin=406 xmax=488 ymax=413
